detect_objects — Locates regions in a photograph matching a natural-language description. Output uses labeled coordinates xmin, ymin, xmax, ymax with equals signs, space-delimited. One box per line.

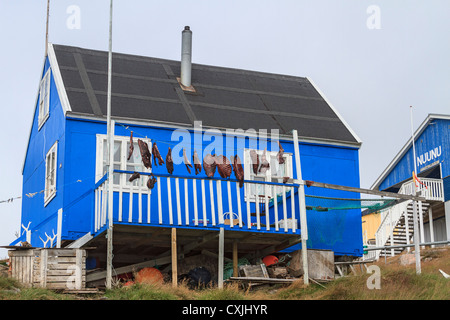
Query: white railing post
xmin=157 ymin=177 xmax=162 ymax=224
xmin=185 ymin=179 xmax=190 ymax=226
xmin=167 ymin=177 xmax=173 ymax=225
xmin=292 ymin=130 xmax=309 ymax=285
xmin=235 ymin=182 xmax=243 ymax=228
xmin=201 ymin=179 xmax=207 ymax=227
xmin=210 ymin=179 xmax=216 ymax=226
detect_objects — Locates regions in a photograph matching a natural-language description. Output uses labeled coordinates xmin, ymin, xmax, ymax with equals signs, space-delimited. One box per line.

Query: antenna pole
xmin=45 ymin=0 xmax=50 ymax=56
xmin=106 ymin=0 xmax=114 ymax=290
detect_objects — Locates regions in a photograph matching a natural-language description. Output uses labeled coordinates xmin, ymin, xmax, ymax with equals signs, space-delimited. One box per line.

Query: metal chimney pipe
xmin=181 ymin=26 xmax=192 ymax=87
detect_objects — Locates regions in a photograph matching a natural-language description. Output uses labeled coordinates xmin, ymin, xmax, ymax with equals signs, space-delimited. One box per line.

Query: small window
xmin=96 ymin=135 xmax=152 ymax=190
xmin=44 ymin=142 xmax=58 ymax=205
xmin=38 ymin=68 xmax=51 ymax=129
xmin=243 ymin=148 xmax=293 ymax=202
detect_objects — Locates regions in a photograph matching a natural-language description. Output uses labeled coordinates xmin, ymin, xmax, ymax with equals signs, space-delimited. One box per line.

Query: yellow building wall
xmin=362 ymin=212 xmax=381 ymax=244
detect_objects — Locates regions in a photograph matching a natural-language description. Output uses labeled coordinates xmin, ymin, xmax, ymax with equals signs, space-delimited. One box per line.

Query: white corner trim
xmin=47 ymin=43 xmax=72 ymax=114
xmin=307 ymin=77 xmax=363 ymax=145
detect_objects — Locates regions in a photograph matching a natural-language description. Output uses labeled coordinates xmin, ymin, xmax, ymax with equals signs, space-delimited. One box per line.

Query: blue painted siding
xmin=380 ymin=118 xmax=450 ymax=191
xmin=444 ymin=176 xmax=450 ymax=202
xmin=61 ymin=118 xmax=362 ymax=256
xmin=19 ymin=58 xmax=67 ymax=246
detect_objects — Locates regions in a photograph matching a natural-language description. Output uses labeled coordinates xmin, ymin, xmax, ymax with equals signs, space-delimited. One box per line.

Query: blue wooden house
xmin=370 ymin=114 xmax=450 ymax=256
xmin=12 ymin=28 xmax=363 ymax=278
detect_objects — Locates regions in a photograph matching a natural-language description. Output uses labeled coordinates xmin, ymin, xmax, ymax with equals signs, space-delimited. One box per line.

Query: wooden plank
xmin=306 ymin=181 xmax=426 ymax=201
xmin=171 ymin=228 xmax=177 ymax=288
xmin=86 ymin=254 xmax=183 ymax=282
xmin=218 ymin=227 xmax=224 ymax=289
xmin=75 ymin=249 xmax=83 ymax=289
xmin=233 ymin=241 xmax=238 ymax=277
xmin=239 ymin=264 xmax=269 ymax=278
xmin=44 ymin=249 xmax=87 ymax=257
xmin=40 ymin=249 xmax=48 ymax=288
xmin=228 ymin=277 xmax=295 ymax=284
xmin=200 ymin=250 xmax=232 ymax=263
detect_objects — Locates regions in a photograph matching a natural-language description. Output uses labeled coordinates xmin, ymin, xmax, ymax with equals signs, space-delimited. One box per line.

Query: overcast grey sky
xmin=1 ymin=1 xmax=449 ymax=258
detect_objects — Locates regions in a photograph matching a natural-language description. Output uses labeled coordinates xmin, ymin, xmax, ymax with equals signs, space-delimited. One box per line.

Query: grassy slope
xmin=1 ymin=247 xmax=449 ymax=300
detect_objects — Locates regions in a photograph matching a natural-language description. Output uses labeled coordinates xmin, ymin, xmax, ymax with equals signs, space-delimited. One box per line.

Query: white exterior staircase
xmin=372 ymin=178 xmax=444 ymax=260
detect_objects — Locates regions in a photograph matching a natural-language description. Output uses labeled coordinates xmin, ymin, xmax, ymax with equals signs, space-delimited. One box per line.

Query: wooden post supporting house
xmin=171 ymin=228 xmax=178 ymax=287
xmin=233 ymin=240 xmax=238 ymax=277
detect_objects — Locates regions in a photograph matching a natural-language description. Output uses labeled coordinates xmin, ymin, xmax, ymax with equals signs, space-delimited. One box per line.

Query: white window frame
xmin=38 ymin=68 xmax=51 ymax=130
xmin=96 ymin=134 xmax=152 ymax=192
xmin=44 ymin=142 xmax=58 ymax=206
xmin=243 ymin=148 xmax=293 ymax=202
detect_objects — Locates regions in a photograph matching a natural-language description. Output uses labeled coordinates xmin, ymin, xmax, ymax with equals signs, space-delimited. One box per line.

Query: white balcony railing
xmin=93 ymin=170 xmax=303 ymax=235
xmin=399 ymin=178 xmax=444 ymax=202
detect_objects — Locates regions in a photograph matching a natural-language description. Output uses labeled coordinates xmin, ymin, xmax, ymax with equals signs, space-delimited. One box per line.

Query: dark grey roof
xmin=53 ymin=44 xmax=359 ymax=145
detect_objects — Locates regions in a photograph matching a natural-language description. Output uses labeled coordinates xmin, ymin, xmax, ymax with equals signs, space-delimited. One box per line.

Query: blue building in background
xmin=372 ymin=114 xmax=450 ymax=247
xmin=12 ymin=30 xmax=364 ymax=275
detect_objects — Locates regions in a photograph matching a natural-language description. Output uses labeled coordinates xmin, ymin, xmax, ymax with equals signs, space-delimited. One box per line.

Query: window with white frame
xmin=44 ymin=142 xmax=58 ymax=205
xmin=38 ymin=69 xmax=51 ymax=129
xmin=96 ymin=134 xmax=152 ymax=190
xmin=243 ymin=148 xmax=293 ymax=202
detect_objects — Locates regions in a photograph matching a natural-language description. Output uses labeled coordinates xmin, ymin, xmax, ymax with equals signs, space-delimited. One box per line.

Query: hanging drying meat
xmin=231 ymin=155 xmax=244 ymax=188
xmin=277 ymin=141 xmax=285 ymax=164
xmin=249 ymin=150 xmax=260 ymax=174
xmin=138 ymin=139 xmax=152 ymax=169
xmin=127 ymin=131 xmax=134 ymax=161
xmin=259 ymin=148 xmax=270 ymax=174
xmin=166 ymin=147 xmax=174 ymax=174
xmin=203 ymin=154 xmax=216 ymax=178
xmin=193 ymin=150 xmax=202 ymax=175
xmin=152 ymin=142 xmax=164 ymax=166
xmin=147 ymin=174 xmax=157 ymax=189
xmin=183 ymin=148 xmax=193 ymax=174
xmin=215 ymin=155 xmax=232 ymax=179
xmin=128 ymin=172 xmax=140 ymax=182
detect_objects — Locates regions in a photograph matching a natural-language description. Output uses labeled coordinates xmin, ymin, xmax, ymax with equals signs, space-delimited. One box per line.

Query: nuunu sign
xmin=417 ymin=146 xmax=442 ymax=167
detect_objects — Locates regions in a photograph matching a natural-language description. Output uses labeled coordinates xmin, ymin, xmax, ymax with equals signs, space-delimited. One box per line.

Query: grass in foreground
xmin=1 ymin=247 xmax=449 ymax=300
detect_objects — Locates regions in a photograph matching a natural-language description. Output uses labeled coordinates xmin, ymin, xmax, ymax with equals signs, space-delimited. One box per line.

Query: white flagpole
xmin=106 ymin=0 xmax=114 ymax=289
xmin=409 ymin=106 xmax=421 ymax=274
